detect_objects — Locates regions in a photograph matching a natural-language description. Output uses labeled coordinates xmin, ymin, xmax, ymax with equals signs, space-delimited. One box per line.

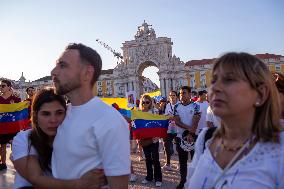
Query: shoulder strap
xmin=173 ymin=103 xmax=180 ymax=116
xmin=203 ymin=127 xmax=217 ymax=150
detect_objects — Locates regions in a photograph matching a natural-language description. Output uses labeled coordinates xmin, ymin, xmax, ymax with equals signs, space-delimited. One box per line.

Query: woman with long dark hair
xmin=12 ymin=88 xmax=105 ymax=189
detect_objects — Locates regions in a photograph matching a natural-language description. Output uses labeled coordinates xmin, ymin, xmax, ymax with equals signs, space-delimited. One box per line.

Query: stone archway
xmin=113 ymin=21 xmax=186 ymax=98
xmin=137 ymin=61 xmax=159 ymax=96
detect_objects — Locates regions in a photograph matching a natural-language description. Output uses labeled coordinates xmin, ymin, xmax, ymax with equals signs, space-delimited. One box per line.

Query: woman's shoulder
xmin=14 ymin=129 xmax=32 ymax=141
xmin=243 ymin=132 xmax=284 ymax=165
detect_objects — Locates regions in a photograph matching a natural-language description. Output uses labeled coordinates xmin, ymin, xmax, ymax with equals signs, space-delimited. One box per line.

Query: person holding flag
xmin=137 ymin=94 xmax=163 ymax=187
xmin=0 ymin=79 xmax=21 ymax=171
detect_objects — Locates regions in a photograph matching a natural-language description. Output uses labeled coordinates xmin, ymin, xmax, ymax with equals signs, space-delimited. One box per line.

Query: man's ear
xmin=255 ymin=84 xmax=269 ymax=107
xmin=82 ymin=64 xmax=94 ymax=82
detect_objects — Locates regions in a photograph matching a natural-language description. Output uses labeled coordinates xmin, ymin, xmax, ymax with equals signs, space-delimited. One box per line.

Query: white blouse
xmin=185 ymin=128 xmax=284 ymax=189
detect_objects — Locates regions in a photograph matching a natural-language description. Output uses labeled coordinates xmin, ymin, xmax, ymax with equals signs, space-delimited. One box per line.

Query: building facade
xmin=184 ymin=53 xmax=284 ymax=92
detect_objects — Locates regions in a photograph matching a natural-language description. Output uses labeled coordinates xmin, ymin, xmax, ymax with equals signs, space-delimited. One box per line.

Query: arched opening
xmin=137 ymin=61 xmax=160 ymax=96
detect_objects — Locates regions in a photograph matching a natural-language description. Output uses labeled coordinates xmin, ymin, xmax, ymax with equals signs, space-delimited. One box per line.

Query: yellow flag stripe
xmin=101 ymin=98 xmax=131 ymax=110
xmin=131 ymin=110 xmax=170 ymax=120
xmin=0 ymin=101 xmax=29 ymax=113
xmin=144 ymin=90 xmax=161 ymax=97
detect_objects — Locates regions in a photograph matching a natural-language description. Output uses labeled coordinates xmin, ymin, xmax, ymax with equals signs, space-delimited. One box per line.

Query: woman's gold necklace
xmin=221 ymin=137 xmax=249 ymax=152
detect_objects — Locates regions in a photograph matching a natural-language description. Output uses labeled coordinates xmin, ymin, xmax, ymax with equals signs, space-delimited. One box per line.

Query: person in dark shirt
xmin=25 ymin=86 xmax=35 ymax=120
xmin=0 ymin=79 xmax=21 ymax=171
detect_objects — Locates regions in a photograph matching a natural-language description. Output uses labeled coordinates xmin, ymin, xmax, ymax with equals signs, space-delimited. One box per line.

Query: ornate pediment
xmin=134 ymin=20 xmax=156 ymax=42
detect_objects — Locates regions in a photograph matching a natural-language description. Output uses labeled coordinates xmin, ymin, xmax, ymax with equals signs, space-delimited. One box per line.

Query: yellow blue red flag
xmin=0 ymin=101 xmax=30 ymax=134
xmin=131 ymin=110 xmax=170 ymax=139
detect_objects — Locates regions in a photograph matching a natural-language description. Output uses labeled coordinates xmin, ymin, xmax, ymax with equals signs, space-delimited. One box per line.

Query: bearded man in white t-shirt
xmin=51 ymin=43 xmax=130 ymax=189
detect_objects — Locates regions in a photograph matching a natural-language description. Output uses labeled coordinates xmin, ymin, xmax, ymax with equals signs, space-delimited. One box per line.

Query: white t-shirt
xmin=206 ymin=106 xmax=221 ymax=128
xmin=185 ymin=129 xmax=284 ymax=189
xmin=164 ymin=101 xmax=180 ymax=116
xmin=196 ymin=101 xmax=209 ymax=134
xmin=174 ymin=102 xmax=200 ymax=137
xmin=52 ymin=97 xmax=131 ymax=179
xmin=12 ymin=130 xmax=38 ymax=189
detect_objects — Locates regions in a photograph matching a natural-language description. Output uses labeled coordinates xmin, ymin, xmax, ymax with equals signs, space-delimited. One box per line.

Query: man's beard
xmin=54 ymin=81 xmax=81 ymax=95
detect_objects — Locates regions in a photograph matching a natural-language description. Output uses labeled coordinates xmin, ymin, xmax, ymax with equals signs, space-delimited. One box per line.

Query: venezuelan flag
xmin=131 ymin=110 xmax=170 ymax=139
xmin=118 ymin=109 xmax=131 ymax=119
xmin=0 ymin=101 xmax=30 ymax=134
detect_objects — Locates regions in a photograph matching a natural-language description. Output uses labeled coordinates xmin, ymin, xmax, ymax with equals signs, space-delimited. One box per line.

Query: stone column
xmin=113 ymin=82 xmax=118 ymax=97
xmin=165 ymin=78 xmax=171 ymax=96
xmin=159 ymin=78 xmax=164 ymax=97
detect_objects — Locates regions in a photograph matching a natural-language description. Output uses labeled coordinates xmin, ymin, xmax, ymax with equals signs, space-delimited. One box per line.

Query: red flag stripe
xmin=132 ymin=128 xmax=167 ymax=140
xmin=0 ymin=119 xmax=30 ymax=134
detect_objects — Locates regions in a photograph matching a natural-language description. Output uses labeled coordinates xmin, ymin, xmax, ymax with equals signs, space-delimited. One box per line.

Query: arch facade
xmin=113 ymin=21 xmax=186 ymax=98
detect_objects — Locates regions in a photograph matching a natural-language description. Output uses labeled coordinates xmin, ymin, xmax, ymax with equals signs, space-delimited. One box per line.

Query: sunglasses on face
xmin=0 ymin=85 xmax=7 ymax=88
xmin=142 ymin=101 xmax=151 ymax=105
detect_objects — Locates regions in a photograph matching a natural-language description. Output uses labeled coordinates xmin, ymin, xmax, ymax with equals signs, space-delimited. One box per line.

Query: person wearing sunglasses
xmin=0 ymin=79 xmax=21 ymax=171
xmin=138 ymin=94 xmax=162 ymax=187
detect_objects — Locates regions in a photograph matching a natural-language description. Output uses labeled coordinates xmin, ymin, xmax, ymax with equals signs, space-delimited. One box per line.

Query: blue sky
xmin=0 ymin=0 xmax=283 ymax=86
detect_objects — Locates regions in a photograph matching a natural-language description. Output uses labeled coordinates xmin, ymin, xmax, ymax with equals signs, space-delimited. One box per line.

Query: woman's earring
xmin=255 ymin=101 xmax=260 ymax=106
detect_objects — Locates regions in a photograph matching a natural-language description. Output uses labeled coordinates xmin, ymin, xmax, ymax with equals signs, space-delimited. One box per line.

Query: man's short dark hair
xmin=26 ymin=86 xmax=35 ymax=93
xmin=65 ymin=43 xmax=102 ymax=85
xmin=1 ymin=79 xmax=12 ymax=87
xmin=191 ymin=90 xmax=197 ymax=96
xmin=180 ymin=86 xmax=191 ymax=93
xmin=198 ymin=90 xmax=207 ymax=96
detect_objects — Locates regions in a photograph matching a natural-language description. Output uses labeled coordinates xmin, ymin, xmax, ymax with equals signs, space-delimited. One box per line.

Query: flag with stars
xmin=0 ymin=101 xmax=30 ymax=134
xmin=131 ymin=110 xmax=169 ymax=139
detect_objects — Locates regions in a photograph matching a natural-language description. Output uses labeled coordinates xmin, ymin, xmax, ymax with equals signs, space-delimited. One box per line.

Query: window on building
xmin=276 ymin=64 xmax=281 ymax=72
xmin=201 ymin=79 xmax=206 ymax=88
xmin=190 ymin=78 xmax=195 ymax=88
xmin=118 ymin=86 xmax=124 ymax=95
xmin=106 ymin=81 xmax=112 ymax=86
xmin=106 ymin=87 xmax=112 ymax=96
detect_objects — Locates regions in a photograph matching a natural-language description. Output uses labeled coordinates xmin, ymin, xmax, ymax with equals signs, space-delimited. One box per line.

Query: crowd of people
xmin=0 ymin=43 xmax=284 ymax=189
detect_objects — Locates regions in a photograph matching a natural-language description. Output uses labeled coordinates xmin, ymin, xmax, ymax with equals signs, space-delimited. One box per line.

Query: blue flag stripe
xmin=132 ymin=119 xmax=169 ymax=130
xmin=0 ymin=109 xmax=29 ymax=123
xmin=118 ymin=109 xmax=131 ymax=118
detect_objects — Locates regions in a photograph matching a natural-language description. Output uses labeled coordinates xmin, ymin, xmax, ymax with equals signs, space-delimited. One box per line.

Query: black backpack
xmin=203 ymin=127 xmax=217 ymax=150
